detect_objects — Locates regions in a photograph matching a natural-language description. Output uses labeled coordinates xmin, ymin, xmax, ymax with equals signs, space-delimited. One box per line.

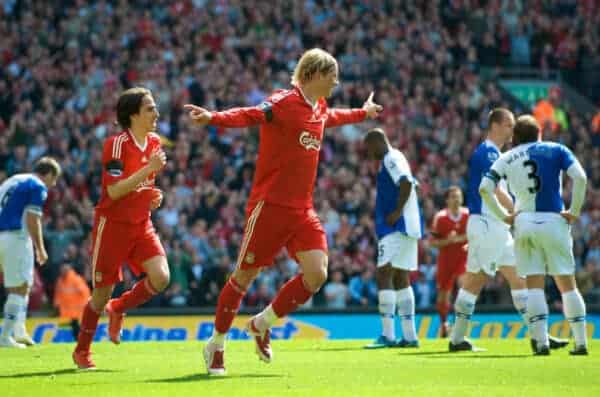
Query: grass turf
xmin=0 ymin=339 xmax=598 ymax=397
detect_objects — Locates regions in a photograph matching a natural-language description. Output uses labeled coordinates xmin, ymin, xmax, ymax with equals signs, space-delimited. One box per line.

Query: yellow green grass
xmin=0 ymin=339 xmax=598 ymax=397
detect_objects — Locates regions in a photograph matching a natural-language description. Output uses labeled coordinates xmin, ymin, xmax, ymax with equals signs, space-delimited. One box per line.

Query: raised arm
xmin=325 ymin=92 xmax=382 ymax=128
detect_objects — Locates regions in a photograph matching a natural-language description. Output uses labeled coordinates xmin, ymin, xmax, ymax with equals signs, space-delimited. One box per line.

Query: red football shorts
xmin=90 ymin=214 xmax=165 ymax=288
xmin=236 ymin=201 xmax=327 ymax=269
xmin=436 ymin=258 xmax=467 ymax=291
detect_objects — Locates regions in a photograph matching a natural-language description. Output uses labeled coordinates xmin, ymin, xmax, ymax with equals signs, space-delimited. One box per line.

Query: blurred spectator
xmin=323 ymin=270 xmax=349 ymax=309
xmin=0 ymin=0 xmax=597 ymax=309
xmin=348 ymin=269 xmax=378 ymax=307
xmin=53 ymin=263 xmax=91 ymax=338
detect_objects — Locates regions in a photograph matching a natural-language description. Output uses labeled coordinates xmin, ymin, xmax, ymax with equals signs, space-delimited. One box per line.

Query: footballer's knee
xmin=144 ymin=256 xmax=170 ymax=292
xmin=393 ymin=270 xmax=411 ymax=289
xmin=91 ymin=286 xmax=113 ymax=310
xmin=7 ymin=283 xmax=30 ymax=296
xmin=303 ymin=266 xmax=327 ymax=292
xmin=150 ymin=269 xmax=170 ymax=292
xmin=297 ymin=250 xmax=328 ymax=292
xmin=232 ymin=267 xmax=260 ymax=290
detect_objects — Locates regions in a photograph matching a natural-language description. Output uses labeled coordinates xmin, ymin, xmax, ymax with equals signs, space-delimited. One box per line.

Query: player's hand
xmin=362 ymin=92 xmax=383 ymax=119
xmin=503 ymin=212 xmax=519 ymax=226
xmin=36 ymin=247 xmax=48 ymax=266
xmin=150 ymin=188 xmax=163 ymax=210
xmin=184 ymin=104 xmax=212 ymax=126
xmin=148 ymin=149 xmax=167 ymax=172
xmin=385 ymin=210 xmax=401 ymax=227
xmin=560 ymin=211 xmax=578 ymax=224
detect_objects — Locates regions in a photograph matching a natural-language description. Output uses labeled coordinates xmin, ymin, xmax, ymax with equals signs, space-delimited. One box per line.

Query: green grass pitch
xmin=1 ymin=339 xmax=598 ymax=397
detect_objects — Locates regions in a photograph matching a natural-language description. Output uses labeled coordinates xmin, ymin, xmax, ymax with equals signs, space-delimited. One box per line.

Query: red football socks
xmin=74 ymin=301 xmax=102 ymax=352
xmin=437 ymin=301 xmax=450 ymax=323
xmin=111 ymin=278 xmax=158 ymax=313
xmin=214 ymin=277 xmax=246 ymax=334
xmin=271 ymin=274 xmax=313 ymax=318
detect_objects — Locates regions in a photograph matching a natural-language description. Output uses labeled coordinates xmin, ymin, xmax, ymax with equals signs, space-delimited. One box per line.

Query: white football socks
xmin=511 ymin=289 xmax=529 ymax=327
xmin=527 ymin=289 xmax=549 ymax=348
xmin=378 ymin=290 xmax=396 ymax=340
xmin=1 ymin=294 xmax=26 ymax=339
xmin=450 ymin=289 xmax=477 ymax=345
xmin=397 ymin=287 xmax=417 ymax=342
xmin=562 ymin=289 xmax=587 ymax=347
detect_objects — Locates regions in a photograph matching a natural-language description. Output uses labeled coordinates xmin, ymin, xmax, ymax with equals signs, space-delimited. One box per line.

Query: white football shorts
xmin=377 ymin=232 xmax=418 ymax=270
xmin=466 ymin=214 xmax=516 ymax=276
xmin=514 ymin=212 xmax=575 ymax=276
xmin=0 ymin=231 xmax=34 ymax=287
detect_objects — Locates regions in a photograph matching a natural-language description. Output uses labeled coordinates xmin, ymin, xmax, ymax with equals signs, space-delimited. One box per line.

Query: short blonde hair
xmin=34 ymin=156 xmax=62 ymax=177
xmin=291 ymin=48 xmax=337 ymax=86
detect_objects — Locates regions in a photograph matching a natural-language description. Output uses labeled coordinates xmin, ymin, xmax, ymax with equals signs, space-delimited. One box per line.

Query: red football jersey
xmin=210 ymin=87 xmax=366 ymax=209
xmin=95 ymin=130 xmax=161 ymax=223
xmin=431 ymin=207 xmax=469 ymax=268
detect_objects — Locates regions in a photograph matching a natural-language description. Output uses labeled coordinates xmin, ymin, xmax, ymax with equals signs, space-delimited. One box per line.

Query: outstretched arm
xmin=325 ymin=92 xmax=382 ymax=128
xmin=184 ymin=103 xmax=270 ymax=128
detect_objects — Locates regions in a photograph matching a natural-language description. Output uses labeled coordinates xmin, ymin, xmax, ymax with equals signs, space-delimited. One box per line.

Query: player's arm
xmin=26 ymin=212 xmax=46 ymax=265
xmin=495 ymin=185 xmax=514 ymax=213
xmin=562 ymin=150 xmax=587 ymax=223
xmin=429 ymin=233 xmax=450 ymax=248
xmin=429 ymin=213 xmax=450 ymax=248
xmin=325 ymin=92 xmax=382 ymax=128
xmin=479 ymin=168 xmax=515 ymax=225
xmin=184 ymin=101 xmax=274 ymax=128
xmin=384 ymin=155 xmax=416 ymax=226
xmin=386 ymin=178 xmax=412 ymax=226
xmin=25 ymin=185 xmax=48 ymax=265
xmin=105 ymin=150 xmax=166 ymax=201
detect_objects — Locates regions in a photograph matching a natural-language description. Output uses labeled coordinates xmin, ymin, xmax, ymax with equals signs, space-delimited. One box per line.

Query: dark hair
xmin=116 ymin=87 xmax=151 ymax=129
xmin=513 ymin=115 xmax=540 ymax=145
xmin=487 ymin=108 xmax=512 ymax=128
xmin=34 ymin=157 xmax=61 ymax=177
xmin=364 ymin=127 xmax=388 ymax=144
xmin=445 ymin=185 xmax=462 ymax=199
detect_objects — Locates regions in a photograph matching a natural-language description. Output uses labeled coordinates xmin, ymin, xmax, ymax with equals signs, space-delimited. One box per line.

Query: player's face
xmin=366 ymin=141 xmax=384 ymax=160
xmin=43 ymin=173 xmax=59 ymax=188
xmin=446 ymin=190 xmax=463 ymax=209
xmin=502 ymin=114 xmax=516 ymax=144
xmin=133 ymin=95 xmax=159 ymax=132
xmin=320 ymin=65 xmax=339 ymax=98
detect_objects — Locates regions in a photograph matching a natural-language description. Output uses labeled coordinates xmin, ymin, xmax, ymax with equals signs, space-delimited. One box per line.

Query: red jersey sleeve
xmin=325 ymin=107 xmax=367 ymax=128
xmin=210 ymin=106 xmax=269 ymax=128
xmin=101 ymin=136 xmax=127 ymax=187
xmin=210 ymin=90 xmax=291 ymax=128
xmin=430 ymin=211 xmax=443 ymax=238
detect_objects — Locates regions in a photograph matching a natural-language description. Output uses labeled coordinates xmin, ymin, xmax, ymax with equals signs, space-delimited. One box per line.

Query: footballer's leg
xmin=106 ymin=254 xmax=169 ymax=344
xmin=248 ymin=250 xmax=325 ymax=362
xmin=525 ymin=275 xmax=550 ymax=355
xmin=394 ymin=269 xmax=419 ymax=347
xmin=206 ymin=267 xmax=258 ymax=375
xmin=435 ymin=270 xmax=452 ymax=338
xmin=73 ymin=286 xmax=113 ymax=370
xmin=449 ymin=271 xmax=486 ymax=352
xmin=502 ymin=265 xmax=568 ymax=350
xmin=499 ymin=265 xmax=529 ymax=325
xmin=365 ymin=264 xmax=396 ymax=349
xmin=13 ymin=287 xmax=35 ymax=346
xmin=0 ymin=285 xmax=28 ymax=349
xmin=554 ymin=275 xmax=588 ymax=355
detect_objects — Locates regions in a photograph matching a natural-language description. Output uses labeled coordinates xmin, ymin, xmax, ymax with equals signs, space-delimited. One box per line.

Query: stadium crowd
xmin=0 ymin=0 xmax=599 ymax=312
